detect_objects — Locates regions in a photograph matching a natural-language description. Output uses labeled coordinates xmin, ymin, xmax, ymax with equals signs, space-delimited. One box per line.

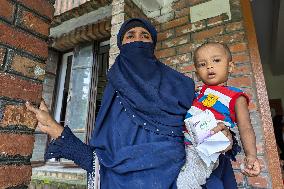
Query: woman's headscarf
xmin=107 ymin=18 xmax=195 ymax=131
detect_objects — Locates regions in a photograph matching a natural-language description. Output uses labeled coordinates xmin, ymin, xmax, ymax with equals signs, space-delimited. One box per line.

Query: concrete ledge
xmin=30 ymin=165 xmax=87 ymax=189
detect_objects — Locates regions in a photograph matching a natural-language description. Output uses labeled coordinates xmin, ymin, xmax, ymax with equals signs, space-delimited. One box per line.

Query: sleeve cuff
xmin=45 ymin=126 xmax=73 ymax=160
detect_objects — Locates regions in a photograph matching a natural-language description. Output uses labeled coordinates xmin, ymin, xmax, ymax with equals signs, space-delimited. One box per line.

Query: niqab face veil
xmin=108 ymin=18 xmax=195 ymax=128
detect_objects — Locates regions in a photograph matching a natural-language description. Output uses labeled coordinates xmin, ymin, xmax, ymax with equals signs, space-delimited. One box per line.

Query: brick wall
xmin=0 ymin=0 xmax=55 ymax=188
xmin=109 ymin=0 xmax=147 ymax=66
xmin=152 ymin=0 xmax=282 ymax=188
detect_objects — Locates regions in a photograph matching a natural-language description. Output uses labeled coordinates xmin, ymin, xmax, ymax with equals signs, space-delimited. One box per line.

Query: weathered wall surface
xmin=0 ymin=0 xmax=55 ymax=188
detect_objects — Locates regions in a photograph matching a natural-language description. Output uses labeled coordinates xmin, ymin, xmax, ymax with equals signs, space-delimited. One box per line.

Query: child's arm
xmin=235 ymin=96 xmax=261 ymax=177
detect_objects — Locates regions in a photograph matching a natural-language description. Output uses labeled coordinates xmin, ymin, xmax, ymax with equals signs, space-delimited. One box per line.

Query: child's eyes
xmin=213 ymin=58 xmax=221 ymax=63
xmin=197 ymin=62 xmax=206 ymax=68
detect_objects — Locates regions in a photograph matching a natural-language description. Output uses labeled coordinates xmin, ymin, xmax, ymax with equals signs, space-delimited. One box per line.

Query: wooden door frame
xmin=241 ymin=0 xmax=283 ymax=188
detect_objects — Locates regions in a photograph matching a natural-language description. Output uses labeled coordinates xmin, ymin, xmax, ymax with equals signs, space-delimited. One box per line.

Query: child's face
xmin=194 ymin=44 xmax=233 ymax=86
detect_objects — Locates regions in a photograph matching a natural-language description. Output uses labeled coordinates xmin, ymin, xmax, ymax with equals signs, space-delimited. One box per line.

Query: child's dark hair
xmin=193 ymin=42 xmax=232 ymax=64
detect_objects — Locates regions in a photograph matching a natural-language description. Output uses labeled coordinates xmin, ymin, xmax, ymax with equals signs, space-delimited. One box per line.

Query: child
xmin=177 ymin=42 xmax=261 ymax=188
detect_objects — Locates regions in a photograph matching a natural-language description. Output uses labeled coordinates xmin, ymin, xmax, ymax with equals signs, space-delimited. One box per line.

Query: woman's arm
xmin=25 ymin=101 xmax=94 ymax=172
xmin=45 ymin=126 xmax=94 ymax=172
xmin=25 ymin=101 xmax=63 ymax=139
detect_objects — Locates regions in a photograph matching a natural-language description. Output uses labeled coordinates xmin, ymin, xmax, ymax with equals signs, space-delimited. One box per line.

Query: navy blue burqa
xmin=89 ymin=18 xmax=195 ymax=189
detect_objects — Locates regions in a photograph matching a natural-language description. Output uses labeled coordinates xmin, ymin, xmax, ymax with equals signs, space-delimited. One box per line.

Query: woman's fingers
xmin=26 ymin=101 xmax=62 ymax=138
xmin=38 ymin=122 xmax=48 ymax=133
xmin=25 ymin=101 xmax=39 ymax=114
xmin=39 ymin=101 xmax=49 ymax=112
xmin=26 ymin=101 xmax=50 ymax=126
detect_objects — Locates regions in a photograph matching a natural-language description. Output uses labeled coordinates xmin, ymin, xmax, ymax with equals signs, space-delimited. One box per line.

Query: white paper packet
xmin=184 ymin=110 xmax=230 ymax=167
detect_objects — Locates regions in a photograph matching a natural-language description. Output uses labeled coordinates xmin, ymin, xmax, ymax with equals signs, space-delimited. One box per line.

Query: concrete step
xmin=29 ymin=164 xmax=87 ymax=189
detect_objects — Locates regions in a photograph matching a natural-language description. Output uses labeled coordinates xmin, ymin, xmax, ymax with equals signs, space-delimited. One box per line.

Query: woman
xmin=26 ymin=18 xmax=236 ymax=189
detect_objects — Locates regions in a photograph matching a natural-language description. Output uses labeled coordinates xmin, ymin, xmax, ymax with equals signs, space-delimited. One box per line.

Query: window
xmin=54 ymin=52 xmax=73 ymax=126
xmin=34 ymin=41 xmax=110 ymax=165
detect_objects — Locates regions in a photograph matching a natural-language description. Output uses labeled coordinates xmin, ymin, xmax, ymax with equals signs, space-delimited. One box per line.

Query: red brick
xmin=248 ymin=101 xmax=257 ymax=111
xmin=10 ymin=54 xmax=46 ymax=81
xmin=124 ymin=3 xmax=147 ymax=19
xmin=227 ymin=76 xmax=252 ymax=88
xmin=19 ymin=9 xmax=50 ymax=37
xmin=177 ymin=42 xmax=202 ymax=54
xmin=155 ymin=41 xmax=162 ymax=51
xmin=0 ymin=0 xmax=15 ymax=22
xmin=226 ymin=21 xmax=244 ymax=33
xmin=257 ymin=156 xmax=268 ymax=171
xmin=0 ymin=133 xmax=35 ymax=155
xmin=192 ymin=26 xmax=224 ymax=41
xmin=242 ymin=88 xmax=254 ymax=101
xmin=231 ymin=155 xmax=244 ymax=169
xmin=162 ymin=35 xmax=190 ymax=48
xmin=161 ymin=16 xmax=189 ymax=31
xmin=186 ymin=0 xmax=205 ymax=6
xmin=155 ymin=48 xmax=176 ymax=59
xmin=229 ymin=43 xmax=247 ymax=53
xmin=0 ymin=22 xmax=48 ymax=59
xmin=157 ymin=29 xmax=175 ymax=42
xmin=154 ymin=23 xmax=162 ymax=33
xmin=232 ymin=54 xmax=250 ymax=63
xmin=99 ymin=19 xmax=111 ymax=37
xmin=172 ymin=1 xmax=187 ymax=10
xmin=175 ymin=21 xmax=206 ymax=36
xmin=178 ymin=63 xmax=195 ymax=73
xmin=207 ymin=14 xmax=229 ymax=26
xmin=0 ymin=104 xmax=37 ymax=129
xmin=232 ymin=154 xmax=267 ymax=171
xmin=256 ymin=142 xmax=265 ymax=155
xmin=0 ymin=48 xmax=6 ymax=68
xmin=17 ymin=0 xmax=54 ymax=19
xmin=247 ymin=175 xmax=270 ymax=188
xmin=232 ymin=63 xmax=251 ymax=75
xmin=0 ymin=72 xmax=42 ymax=103
xmin=174 ymin=7 xmax=190 ymax=19
xmin=234 ymin=172 xmax=245 ymax=187
xmin=210 ymin=32 xmax=245 ymax=44
xmin=164 ymin=53 xmax=191 ymax=65
xmin=0 ymin=165 xmax=31 ymax=188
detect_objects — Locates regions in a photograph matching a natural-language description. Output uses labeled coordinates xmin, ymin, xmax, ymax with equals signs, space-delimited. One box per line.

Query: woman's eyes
xmin=126 ymin=34 xmax=134 ymax=39
xmin=142 ymin=34 xmax=150 ymax=39
xmin=125 ymin=34 xmax=150 ymax=40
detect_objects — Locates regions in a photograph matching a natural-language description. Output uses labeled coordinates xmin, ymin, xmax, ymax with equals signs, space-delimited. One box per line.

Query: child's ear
xmin=228 ymin=61 xmax=234 ymax=73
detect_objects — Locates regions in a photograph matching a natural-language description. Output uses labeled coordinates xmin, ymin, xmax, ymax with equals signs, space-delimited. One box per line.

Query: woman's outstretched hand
xmin=211 ymin=122 xmax=233 ymax=152
xmin=25 ymin=101 xmax=63 ymax=139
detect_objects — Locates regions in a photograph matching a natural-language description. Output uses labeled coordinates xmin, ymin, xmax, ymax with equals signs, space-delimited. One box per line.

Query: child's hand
xmin=241 ymin=155 xmax=261 ymax=177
